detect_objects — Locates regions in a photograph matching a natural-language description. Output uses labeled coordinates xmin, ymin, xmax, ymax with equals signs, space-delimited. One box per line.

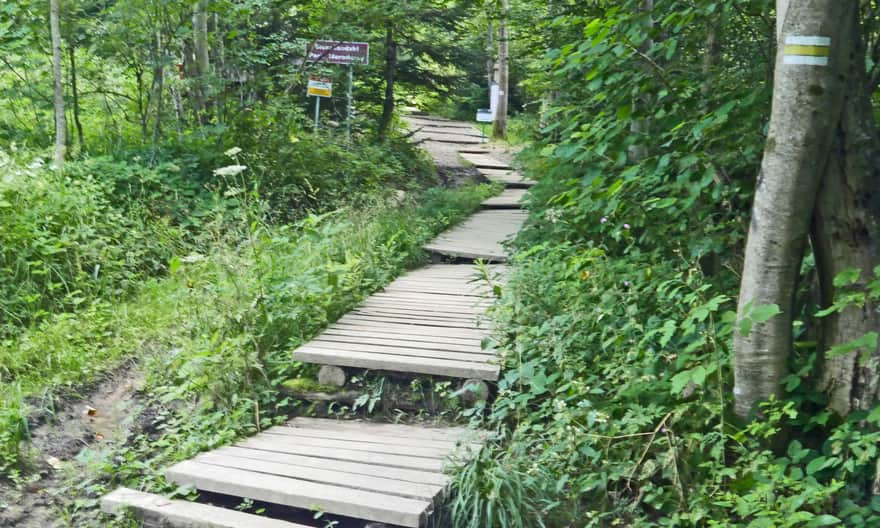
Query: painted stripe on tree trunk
xmin=783 ymin=45 xmax=830 ymax=57
xmin=783 ymin=56 xmax=830 ymax=66
xmin=784 ymin=36 xmax=831 ymax=46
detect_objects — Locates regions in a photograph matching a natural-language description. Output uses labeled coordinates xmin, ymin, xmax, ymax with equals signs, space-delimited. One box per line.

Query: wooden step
xmin=101 ymin=488 xmax=308 ymax=528
xmin=482 ymin=188 xmax=527 ymax=209
xmin=164 ymin=419 xmax=487 ymax=528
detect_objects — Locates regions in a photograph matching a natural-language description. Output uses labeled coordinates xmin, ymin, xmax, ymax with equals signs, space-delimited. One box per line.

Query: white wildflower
xmin=224 ymin=146 xmax=242 ymax=158
xmin=213 ymin=164 xmax=247 ymax=177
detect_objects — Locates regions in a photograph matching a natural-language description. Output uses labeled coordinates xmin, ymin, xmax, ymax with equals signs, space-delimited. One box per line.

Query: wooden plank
xmin=214 ymin=446 xmax=450 ymax=486
xmin=482 ymin=188 xmax=527 ymax=208
xmin=287 ymin=417 xmax=478 ymax=442
xmin=338 ymin=313 xmax=486 ymax=330
xmin=478 ymin=168 xmax=535 ymax=187
xmin=259 ymin=426 xmax=465 ymax=451
xmin=300 ymin=342 xmax=494 ymax=363
xmin=350 ymin=309 xmax=477 ymax=324
xmin=250 ymin=430 xmax=451 ymax=459
xmin=368 ymin=292 xmax=492 ymax=305
xmin=322 ymin=328 xmax=480 ymax=346
xmin=357 ymin=300 xmax=484 ymax=315
xmin=101 ymin=488 xmax=310 ymax=528
xmin=195 ymin=452 xmax=442 ymax=500
xmin=328 ymin=320 xmax=488 ymax=339
xmin=292 ymin=347 xmax=500 ymax=380
xmin=165 ymin=461 xmax=430 ymax=528
xmin=297 ymin=342 xmax=494 ymax=366
xmin=313 ymin=334 xmax=487 ymax=354
xmin=237 ymin=436 xmax=446 ymax=472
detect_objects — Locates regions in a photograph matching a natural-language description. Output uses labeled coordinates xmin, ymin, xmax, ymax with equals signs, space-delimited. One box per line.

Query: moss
xmin=280 ymin=377 xmax=341 ymax=395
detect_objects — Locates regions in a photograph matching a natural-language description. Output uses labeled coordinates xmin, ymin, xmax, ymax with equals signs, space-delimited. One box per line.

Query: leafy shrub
xmin=0 ymin=153 xmax=182 ymax=337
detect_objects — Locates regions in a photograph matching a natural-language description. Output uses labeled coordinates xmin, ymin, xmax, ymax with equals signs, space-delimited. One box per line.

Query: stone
xmin=317 ymin=365 xmax=347 ymax=387
xmin=459 ymin=379 xmax=490 ymax=406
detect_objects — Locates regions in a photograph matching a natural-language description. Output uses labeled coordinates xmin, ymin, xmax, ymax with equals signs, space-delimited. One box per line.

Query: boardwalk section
xmin=102 ymin=488 xmax=310 ymax=528
xmin=424 ymin=210 xmax=527 ymax=262
xmin=162 ymin=417 xmax=485 ymax=528
xmin=482 ymin=188 xmax=527 ymax=209
xmin=293 ymin=265 xmax=503 ymax=380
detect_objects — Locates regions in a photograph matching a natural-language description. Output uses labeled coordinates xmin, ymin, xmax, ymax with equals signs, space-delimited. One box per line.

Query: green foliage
xmin=0 ymin=151 xmax=183 ymax=337
xmin=0 ymin=180 xmax=492 ymax=487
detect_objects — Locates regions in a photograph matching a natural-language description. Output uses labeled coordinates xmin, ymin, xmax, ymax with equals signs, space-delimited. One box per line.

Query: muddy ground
xmin=0 ymin=365 xmax=145 ymax=527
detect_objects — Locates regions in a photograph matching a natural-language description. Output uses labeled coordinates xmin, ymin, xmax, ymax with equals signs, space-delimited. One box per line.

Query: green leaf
xmin=833 ymin=268 xmax=861 ymax=287
xmin=827 ymin=332 xmax=878 ymax=359
xmin=806 ymin=514 xmax=842 ymax=527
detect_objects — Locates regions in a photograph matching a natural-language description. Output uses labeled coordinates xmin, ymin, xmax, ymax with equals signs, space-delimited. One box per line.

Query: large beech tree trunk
xmin=50 ymin=0 xmax=66 ymax=170
xmin=811 ymin=7 xmax=880 ymax=415
xmin=734 ymin=0 xmax=853 ymax=418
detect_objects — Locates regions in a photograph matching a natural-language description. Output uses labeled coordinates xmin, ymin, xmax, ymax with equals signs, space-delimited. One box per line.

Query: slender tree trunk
xmin=378 ymin=22 xmax=396 ymax=141
xmin=811 ymin=7 xmax=880 ymax=415
xmin=733 ymin=0 xmax=853 ymax=418
xmin=151 ymin=31 xmax=166 ymax=162
xmin=68 ymin=44 xmax=84 ymax=152
xmin=193 ymin=0 xmax=210 ymax=121
xmin=628 ymin=0 xmax=653 ymax=162
xmin=492 ymin=0 xmax=509 ymax=139
xmin=50 ymin=0 xmax=66 ymax=170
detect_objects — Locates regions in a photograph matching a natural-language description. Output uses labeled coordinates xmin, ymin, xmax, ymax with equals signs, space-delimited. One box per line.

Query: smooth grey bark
xmin=777 ymin=0 xmax=791 ymax=41
xmin=50 ymin=0 xmax=66 ymax=170
xmin=492 ymin=0 xmax=509 ymax=139
xmin=193 ymin=0 xmax=210 ymax=78
xmin=733 ymin=0 xmax=852 ymax=418
xmin=628 ymin=0 xmax=653 ymax=162
xmin=811 ymin=7 xmax=880 ymax=415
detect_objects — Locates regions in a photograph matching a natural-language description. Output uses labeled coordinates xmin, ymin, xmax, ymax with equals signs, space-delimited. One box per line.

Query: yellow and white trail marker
xmin=783 ymin=36 xmax=831 ymax=66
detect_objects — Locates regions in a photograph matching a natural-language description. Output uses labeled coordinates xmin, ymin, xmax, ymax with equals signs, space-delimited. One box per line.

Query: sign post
xmin=307 ymin=40 xmax=369 ymax=142
xmin=307 ymin=76 xmax=333 ymax=132
xmin=476 ymin=108 xmax=493 ymax=142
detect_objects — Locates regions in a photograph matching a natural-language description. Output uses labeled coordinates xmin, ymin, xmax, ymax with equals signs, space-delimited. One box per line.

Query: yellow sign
xmin=307 ymin=77 xmax=332 ymax=98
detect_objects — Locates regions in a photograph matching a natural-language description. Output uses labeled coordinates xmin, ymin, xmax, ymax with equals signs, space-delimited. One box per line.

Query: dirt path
xmin=0 ymin=366 xmax=145 ymax=527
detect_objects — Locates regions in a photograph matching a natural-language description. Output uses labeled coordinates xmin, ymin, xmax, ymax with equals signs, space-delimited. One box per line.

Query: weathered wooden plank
xmin=322 ymin=329 xmax=480 ymax=348
xmin=328 ymin=320 xmax=487 ymax=339
xmin=259 ymin=426 xmax=465 ymax=450
xmin=313 ymin=334 xmax=487 ymax=354
xmin=237 ymin=436 xmax=446 ymax=472
xmin=350 ymin=308 xmax=477 ymax=324
xmin=249 ymin=430 xmax=451 ymax=459
xmin=482 ymin=188 xmax=527 ymax=208
xmin=286 ymin=417 xmax=479 ymax=442
xmin=292 ymin=348 xmax=500 ymax=380
xmin=459 ymin=153 xmax=510 ymax=170
xmin=300 ymin=341 xmax=494 ymax=363
xmin=357 ymin=300 xmax=483 ymax=314
xmin=195 ymin=452 xmax=442 ymax=500
xmin=338 ymin=313 xmax=486 ymax=330
xmin=478 ymin=168 xmax=536 ymax=187
xmin=165 ymin=461 xmax=430 ymax=528
xmin=214 ymin=446 xmax=451 ymax=486
xmin=101 ymin=488 xmax=310 ymax=528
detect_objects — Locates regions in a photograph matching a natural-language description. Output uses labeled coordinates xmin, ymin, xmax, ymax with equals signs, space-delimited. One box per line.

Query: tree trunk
xmin=378 ymin=22 xmax=396 ymax=141
xmin=68 ymin=44 xmax=84 ymax=152
xmin=191 ymin=0 xmax=210 ymax=122
xmin=492 ymin=0 xmax=509 ymax=139
xmin=50 ymin=0 xmax=66 ymax=170
xmin=811 ymin=8 xmax=880 ymax=415
xmin=628 ymin=0 xmax=653 ymax=162
xmin=733 ymin=0 xmax=854 ymax=418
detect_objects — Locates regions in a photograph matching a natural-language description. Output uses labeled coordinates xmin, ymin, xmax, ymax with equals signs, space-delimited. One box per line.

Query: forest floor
xmin=0 ymin=364 xmax=147 ymax=527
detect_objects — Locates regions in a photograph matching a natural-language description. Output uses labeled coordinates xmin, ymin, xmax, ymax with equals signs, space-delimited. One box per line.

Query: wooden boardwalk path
xmin=294 ymin=265 xmax=502 ymax=380
xmin=101 ymin=113 xmax=529 ymax=528
xmin=423 ymin=210 xmax=527 ymax=262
